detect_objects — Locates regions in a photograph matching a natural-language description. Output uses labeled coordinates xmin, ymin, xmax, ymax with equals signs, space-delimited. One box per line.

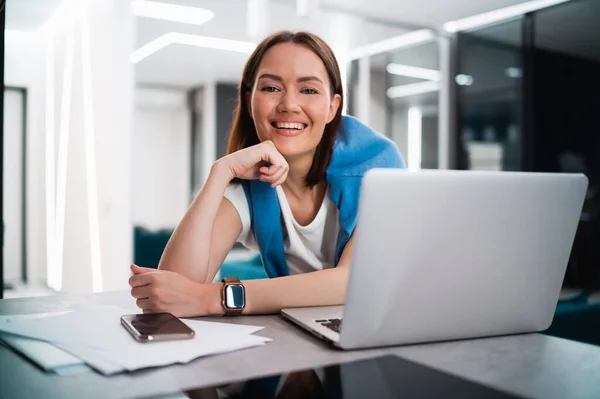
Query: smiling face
xmin=247 ymin=42 xmax=341 ymax=159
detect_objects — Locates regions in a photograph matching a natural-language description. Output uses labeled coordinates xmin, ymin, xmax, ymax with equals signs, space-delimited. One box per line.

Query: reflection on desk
xmin=155 ymin=355 xmax=523 ymax=399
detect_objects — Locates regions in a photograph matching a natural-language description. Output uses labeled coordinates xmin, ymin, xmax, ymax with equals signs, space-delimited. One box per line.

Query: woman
xmin=129 ymin=31 xmax=404 ymax=317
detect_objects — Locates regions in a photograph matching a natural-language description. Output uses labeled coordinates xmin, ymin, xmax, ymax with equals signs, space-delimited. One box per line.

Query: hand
xmin=217 ymin=141 xmax=289 ymax=188
xmin=128 ymin=264 xmax=221 ymax=317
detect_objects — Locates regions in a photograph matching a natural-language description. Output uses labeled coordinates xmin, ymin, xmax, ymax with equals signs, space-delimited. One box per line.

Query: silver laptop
xmin=281 ymin=169 xmax=588 ymax=349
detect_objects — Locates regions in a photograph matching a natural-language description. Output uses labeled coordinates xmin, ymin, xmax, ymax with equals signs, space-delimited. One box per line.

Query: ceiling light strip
xmin=443 ymin=0 xmax=570 ymax=32
xmin=349 ymin=29 xmax=436 ymax=60
xmin=130 ymin=33 xmax=256 ymax=63
xmin=387 ymin=81 xmax=440 ymax=99
xmin=386 ymin=63 xmax=441 ymax=81
xmin=130 ymin=33 xmax=174 ymax=63
xmin=131 ymin=0 xmax=214 ymax=25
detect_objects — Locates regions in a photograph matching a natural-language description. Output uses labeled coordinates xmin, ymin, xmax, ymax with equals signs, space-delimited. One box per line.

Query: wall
xmin=192 ymin=81 xmax=237 ymax=193
xmin=369 ymin=69 xmax=388 ymax=135
xmin=50 ymin=0 xmax=135 ymax=293
xmin=391 ymin=107 xmax=408 ymax=159
xmin=215 ymin=83 xmax=238 ymax=159
xmin=421 ymin=112 xmax=439 ymax=169
xmin=355 ymin=64 xmax=439 ymax=168
xmin=133 ymin=87 xmax=191 ymax=230
xmin=5 ymin=0 xmax=136 ymax=294
xmin=4 ymin=32 xmax=46 ymax=286
xmin=3 ymin=89 xmax=24 ymax=282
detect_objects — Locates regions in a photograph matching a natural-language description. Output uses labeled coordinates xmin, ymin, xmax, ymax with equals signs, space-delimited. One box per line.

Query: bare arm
xmin=131 ymin=222 xmax=356 ymax=317
xmin=242 ymin=232 xmax=355 ymax=314
xmin=157 ymin=141 xmax=289 ymax=284
xmin=157 ymin=164 xmax=240 ymax=283
xmin=196 ymin=233 xmax=356 ymax=315
xmin=130 ymin=141 xmax=354 ymax=317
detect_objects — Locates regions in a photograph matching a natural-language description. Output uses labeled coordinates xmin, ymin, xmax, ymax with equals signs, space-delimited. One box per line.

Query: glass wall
xmin=346 ymin=34 xmax=441 ymax=170
xmin=387 ymin=40 xmax=440 ymax=170
xmin=453 ymin=0 xmax=600 ymax=291
xmin=531 ymin=0 xmax=600 ymax=178
xmin=532 ymin=0 xmax=600 ymax=290
xmin=455 ymin=18 xmax=523 ymax=171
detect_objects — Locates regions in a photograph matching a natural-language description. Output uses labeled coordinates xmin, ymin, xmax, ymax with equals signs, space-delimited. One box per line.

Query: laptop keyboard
xmin=316 ymin=318 xmax=342 ymax=333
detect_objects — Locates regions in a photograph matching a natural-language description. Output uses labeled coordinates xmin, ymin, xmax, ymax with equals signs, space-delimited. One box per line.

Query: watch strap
xmin=221 ymin=277 xmax=244 ymax=316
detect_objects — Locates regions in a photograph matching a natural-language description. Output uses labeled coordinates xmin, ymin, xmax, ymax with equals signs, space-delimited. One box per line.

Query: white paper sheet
xmin=0 ymin=306 xmax=266 ymax=350
xmin=54 ymin=331 xmax=269 ymax=374
xmin=0 ymin=306 xmax=271 ymax=375
xmin=0 ymin=311 xmax=88 ymax=373
xmin=0 ymin=311 xmax=72 ymax=323
xmin=0 ymin=334 xmax=84 ymax=371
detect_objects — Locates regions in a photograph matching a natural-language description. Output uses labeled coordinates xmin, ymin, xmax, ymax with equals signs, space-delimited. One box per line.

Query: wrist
xmin=210 ymin=159 xmax=235 ymax=183
xmin=194 ymin=282 xmax=225 ymax=316
xmin=207 ymin=282 xmax=225 ymax=316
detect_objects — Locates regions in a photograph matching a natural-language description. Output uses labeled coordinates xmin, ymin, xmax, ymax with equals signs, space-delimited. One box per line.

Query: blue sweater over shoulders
xmin=241 ymin=115 xmax=405 ymax=278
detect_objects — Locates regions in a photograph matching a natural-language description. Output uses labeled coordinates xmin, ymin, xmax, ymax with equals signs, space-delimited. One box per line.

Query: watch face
xmin=225 ymin=284 xmax=245 ymax=309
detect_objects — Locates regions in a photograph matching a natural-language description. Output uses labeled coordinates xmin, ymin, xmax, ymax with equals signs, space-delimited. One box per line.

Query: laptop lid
xmin=339 ymin=170 xmax=587 ymax=349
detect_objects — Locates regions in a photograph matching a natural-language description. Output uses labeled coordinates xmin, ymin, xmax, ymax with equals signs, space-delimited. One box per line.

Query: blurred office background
xmin=2 ymin=0 xmax=599 ymax=340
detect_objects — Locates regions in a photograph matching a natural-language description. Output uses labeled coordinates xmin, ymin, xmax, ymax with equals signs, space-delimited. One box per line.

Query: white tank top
xmin=223 ymin=183 xmax=340 ymax=275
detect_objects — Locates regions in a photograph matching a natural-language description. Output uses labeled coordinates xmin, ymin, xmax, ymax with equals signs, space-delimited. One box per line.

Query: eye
xmin=260 ymin=86 xmax=280 ymax=93
xmin=301 ymin=88 xmax=319 ymax=95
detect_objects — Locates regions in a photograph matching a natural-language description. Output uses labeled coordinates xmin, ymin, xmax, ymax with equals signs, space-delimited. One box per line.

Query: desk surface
xmin=1 ymin=291 xmax=599 ymax=399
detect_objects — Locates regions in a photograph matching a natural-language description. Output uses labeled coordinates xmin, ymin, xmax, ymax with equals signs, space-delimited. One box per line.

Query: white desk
xmin=1 ymin=291 xmax=599 ymax=399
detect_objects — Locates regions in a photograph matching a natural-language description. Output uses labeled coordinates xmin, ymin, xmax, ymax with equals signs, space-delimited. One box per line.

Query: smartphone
xmin=120 ymin=313 xmax=195 ymax=343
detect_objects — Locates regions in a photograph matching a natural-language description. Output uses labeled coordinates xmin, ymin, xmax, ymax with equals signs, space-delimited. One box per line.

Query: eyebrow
xmin=257 ymin=74 xmax=324 ymax=84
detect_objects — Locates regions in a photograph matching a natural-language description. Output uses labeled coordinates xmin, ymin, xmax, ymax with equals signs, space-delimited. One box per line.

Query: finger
xmin=261 ymin=141 xmax=287 ymax=167
xmin=131 ymin=264 xmax=155 ymax=275
xmin=271 ymin=166 xmax=289 ymax=187
xmin=265 ymin=162 xmax=284 ymax=179
xmin=131 ymin=286 xmax=151 ymax=299
xmin=261 ymin=164 xmax=281 ymax=176
xmin=143 ymin=306 xmax=163 ymax=314
xmin=129 ymin=273 xmax=152 ymax=288
xmin=272 ymin=172 xmax=289 ymax=188
xmin=259 ymin=165 xmax=282 ymax=182
xmin=269 ymin=170 xmax=286 ymax=187
xmin=136 ymin=298 xmax=151 ymax=309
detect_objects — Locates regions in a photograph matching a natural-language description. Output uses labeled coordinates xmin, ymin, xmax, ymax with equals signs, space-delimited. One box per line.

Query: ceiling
xmin=292 ymin=0 xmax=532 ymax=30
xmin=5 ymin=0 xmax=63 ymax=30
xmin=134 ymin=0 xmax=551 ymax=87
xmin=5 ymin=0 xmax=599 ymax=89
xmin=133 ymin=0 xmax=409 ymax=86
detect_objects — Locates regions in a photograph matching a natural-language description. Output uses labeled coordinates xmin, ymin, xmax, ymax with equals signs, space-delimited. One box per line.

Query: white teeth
xmin=275 ymin=122 xmax=304 ymax=130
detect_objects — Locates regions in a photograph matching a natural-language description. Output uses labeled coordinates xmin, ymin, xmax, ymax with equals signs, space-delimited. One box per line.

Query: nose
xmin=276 ymin=90 xmax=301 ymax=114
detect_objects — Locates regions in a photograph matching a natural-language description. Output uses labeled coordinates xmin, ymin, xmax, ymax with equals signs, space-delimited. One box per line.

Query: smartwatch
xmin=221 ymin=277 xmax=245 ymax=316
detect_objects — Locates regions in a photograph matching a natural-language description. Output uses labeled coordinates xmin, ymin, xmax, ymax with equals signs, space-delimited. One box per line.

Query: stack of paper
xmin=0 ymin=306 xmax=271 ymax=375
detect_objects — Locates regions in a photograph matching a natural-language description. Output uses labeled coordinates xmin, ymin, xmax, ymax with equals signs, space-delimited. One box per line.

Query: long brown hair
xmin=226 ymin=31 xmax=344 ymax=188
